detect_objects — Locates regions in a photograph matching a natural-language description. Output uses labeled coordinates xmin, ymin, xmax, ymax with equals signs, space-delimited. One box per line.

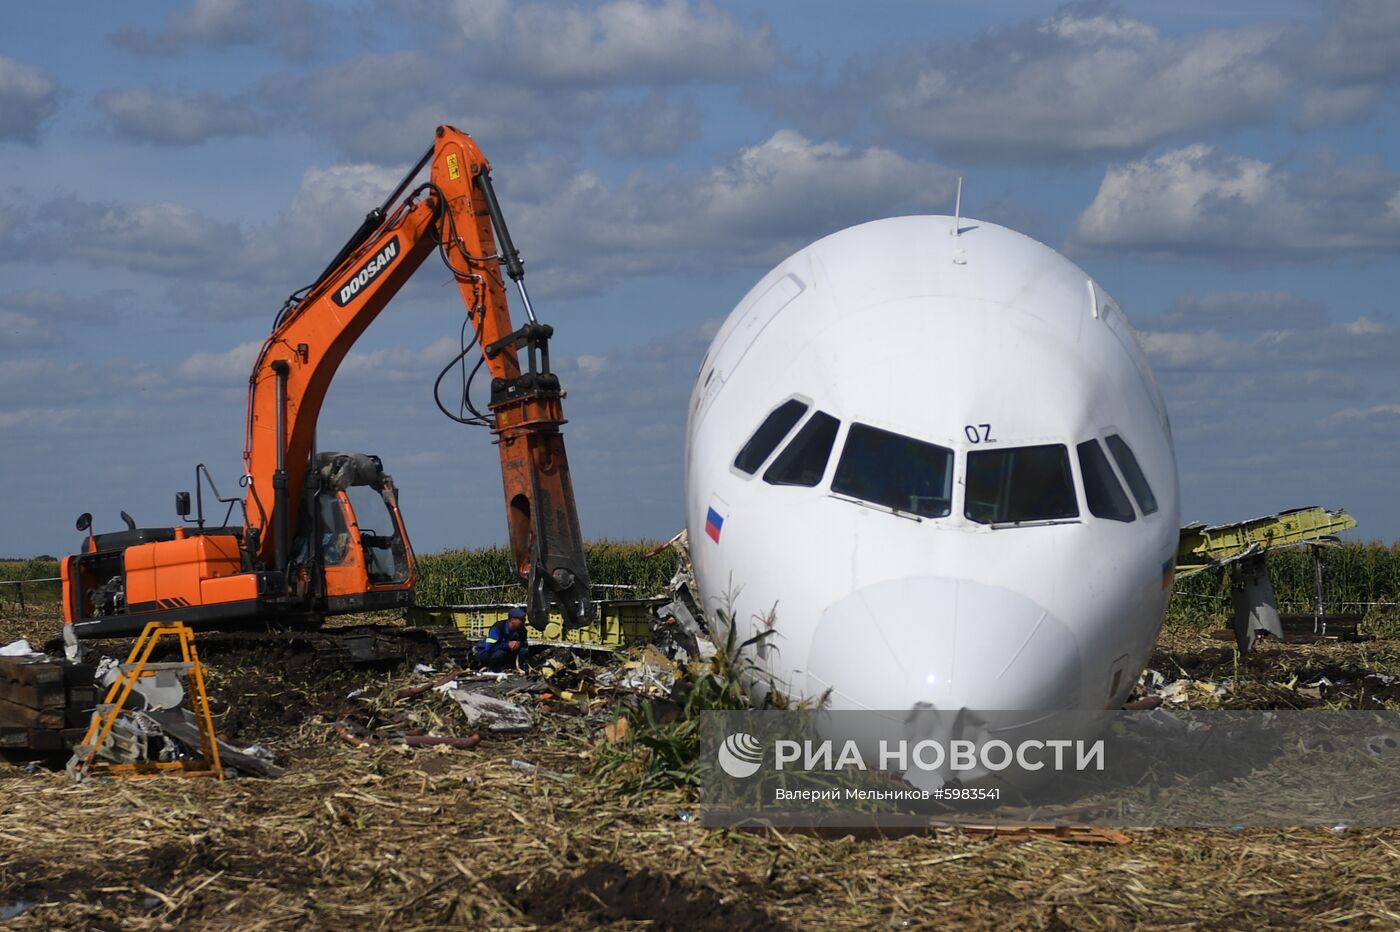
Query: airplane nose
xmin=803 ymin=577 xmax=1083 ymax=712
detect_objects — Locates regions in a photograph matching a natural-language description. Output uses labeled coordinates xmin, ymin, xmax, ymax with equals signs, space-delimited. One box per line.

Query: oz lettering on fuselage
xmin=964 ymin=423 xmax=995 ymax=444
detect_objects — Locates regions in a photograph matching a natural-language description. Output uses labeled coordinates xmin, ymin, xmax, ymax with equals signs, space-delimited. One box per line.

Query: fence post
xmin=16 ymin=580 xmax=23 ymax=612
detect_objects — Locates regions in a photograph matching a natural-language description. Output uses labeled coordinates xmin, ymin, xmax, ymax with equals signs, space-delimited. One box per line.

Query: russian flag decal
xmin=705 ymin=506 xmax=725 ymax=543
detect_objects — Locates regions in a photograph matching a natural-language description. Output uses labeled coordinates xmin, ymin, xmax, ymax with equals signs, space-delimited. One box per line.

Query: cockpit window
xmin=1104 ymin=434 xmax=1158 ymax=515
xmin=965 ymin=444 xmax=1079 ymax=525
xmin=734 ymin=399 xmax=809 ymax=475
xmin=763 ymin=411 xmax=840 ymax=487
xmin=1077 ymin=440 xmax=1135 ymax=522
xmin=831 ymin=424 xmax=953 ymax=518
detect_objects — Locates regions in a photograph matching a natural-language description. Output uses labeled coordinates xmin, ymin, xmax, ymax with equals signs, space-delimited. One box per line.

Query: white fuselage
xmin=685 ymin=216 xmax=1179 ymax=719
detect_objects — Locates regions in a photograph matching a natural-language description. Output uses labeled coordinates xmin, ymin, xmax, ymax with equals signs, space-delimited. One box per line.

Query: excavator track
xmin=51 ymin=624 xmax=479 ymax=673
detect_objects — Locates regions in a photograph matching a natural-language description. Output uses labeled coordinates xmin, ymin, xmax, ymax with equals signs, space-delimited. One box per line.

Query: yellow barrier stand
xmin=70 ymin=621 xmax=223 ymax=781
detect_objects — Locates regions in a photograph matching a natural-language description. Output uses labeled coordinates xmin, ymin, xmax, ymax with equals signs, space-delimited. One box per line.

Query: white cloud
xmin=340 ymin=336 xmax=462 ymax=383
xmin=0 ymin=289 xmax=132 ymax=324
xmin=398 ymin=450 xmax=450 ymax=466
xmin=0 ymin=195 xmax=248 ymax=276
xmin=109 ymin=0 xmax=327 ymax=59
xmin=599 ymin=93 xmax=700 ymax=157
xmin=511 ymin=130 xmax=955 ymax=294
xmin=1296 ymin=85 xmax=1378 ymax=129
xmin=424 ymin=0 xmax=775 ymax=86
xmin=1136 ymin=330 xmax=1237 ymax=370
xmin=177 ymin=340 xmax=261 ymax=382
xmin=259 ymin=50 xmax=607 ymax=163
xmin=1331 ymin=403 xmax=1400 ymax=422
xmin=0 ymin=407 xmax=81 ymax=431
xmin=1344 ymin=316 xmax=1387 ymax=335
xmin=1147 ymin=291 xmax=1329 ymax=333
xmin=1042 ymin=8 xmax=1158 ymax=43
xmin=96 ymin=88 xmax=264 ymax=145
xmin=0 ymin=310 xmax=59 ymax=350
xmin=0 ymin=357 xmax=61 ymax=388
xmin=575 ymin=354 xmax=608 ymax=376
xmin=0 ymin=56 xmax=59 ymax=143
xmin=286 ymin=163 xmax=409 ymax=255
xmin=1136 ymin=316 xmax=1400 ymax=375
xmin=1313 ymin=0 xmax=1400 ymax=85
xmin=767 ymin=9 xmax=1289 ymax=163
xmin=263 ymin=1 xmax=773 ymax=162
xmin=1072 ymin=145 xmax=1400 ymax=260
xmin=0 ymin=161 xmax=411 ymax=301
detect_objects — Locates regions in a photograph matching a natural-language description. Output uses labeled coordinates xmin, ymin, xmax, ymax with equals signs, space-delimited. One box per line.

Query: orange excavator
xmin=62 ymin=125 xmax=591 ymax=638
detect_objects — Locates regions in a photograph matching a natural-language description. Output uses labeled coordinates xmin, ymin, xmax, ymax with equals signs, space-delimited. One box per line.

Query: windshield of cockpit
xmin=964 ymin=444 xmax=1079 ymax=525
xmin=831 ymin=423 xmax=953 ymax=518
xmin=731 ymin=400 xmax=1164 ymax=528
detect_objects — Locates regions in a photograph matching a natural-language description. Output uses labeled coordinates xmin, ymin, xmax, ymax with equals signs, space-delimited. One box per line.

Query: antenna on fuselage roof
xmin=951 ymin=176 xmax=963 ymax=237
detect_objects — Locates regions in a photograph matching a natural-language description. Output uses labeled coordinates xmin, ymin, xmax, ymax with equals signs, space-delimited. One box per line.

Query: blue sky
xmin=2 ymin=0 xmax=1399 ymax=557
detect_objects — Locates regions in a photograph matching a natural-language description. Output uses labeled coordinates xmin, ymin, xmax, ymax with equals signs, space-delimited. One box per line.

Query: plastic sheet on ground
xmin=0 ymin=639 xmax=43 ymax=659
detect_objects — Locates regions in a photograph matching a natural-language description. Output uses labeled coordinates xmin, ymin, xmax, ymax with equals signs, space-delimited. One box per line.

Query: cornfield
xmin=10 ymin=543 xmax=1400 ymax=635
xmin=1167 ymin=541 xmax=1400 ymax=636
xmin=414 ymin=539 xmax=676 ymax=605
xmin=0 ymin=558 xmax=61 ymax=606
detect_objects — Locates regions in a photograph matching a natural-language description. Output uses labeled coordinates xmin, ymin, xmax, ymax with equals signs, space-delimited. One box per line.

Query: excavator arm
xmin=242 ymin=125 xmax=591 ymax=627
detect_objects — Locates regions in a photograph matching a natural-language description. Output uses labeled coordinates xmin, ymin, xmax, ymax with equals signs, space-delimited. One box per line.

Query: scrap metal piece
xmin=93 ymin=655 xmax=186 ymax=711
xmin=597 ymin=646 xmax=678 ymax=697
xmin=147 ymin=709 xmax=285 ymax=778
xmin=62 ymin=623 xmax=82 ymax=663
xmin=1230 ymin=554 xmax=1283 ymax=655
xmin=1176 ymin=506 xmax=1356 ymax=578
xmin=441 ymin=686 xmax=532 ymax=733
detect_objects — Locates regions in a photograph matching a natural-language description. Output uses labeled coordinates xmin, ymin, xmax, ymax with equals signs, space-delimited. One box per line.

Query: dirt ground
xmin=3 ymin=604 xmax=1400 ymax=929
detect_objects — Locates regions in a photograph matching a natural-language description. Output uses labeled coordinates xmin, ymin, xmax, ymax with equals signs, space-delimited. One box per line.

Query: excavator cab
xmin=293 ymin=452 xmax=416 ymax=614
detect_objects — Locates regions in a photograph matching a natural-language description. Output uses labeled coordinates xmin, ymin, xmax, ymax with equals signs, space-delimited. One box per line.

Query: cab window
xmin=1104 ymin=434 xmax=1158 ymax=515
xmin=764 ymin=411 xmax=840 ymax=487
xmin=734 ymin=399 xmax=808 ymax=475
xmin=346 ymin=485 xmax=410 ymax=584
xmin=965 ymin=444 xmax=1079 ymax=525
xmin=318 ymin=495 xmax=351 ymax=566
xmin=1077 ymin=440 xmax=1135 ymax=522
xmin=832 ymin=424 xmax=953 ymax=518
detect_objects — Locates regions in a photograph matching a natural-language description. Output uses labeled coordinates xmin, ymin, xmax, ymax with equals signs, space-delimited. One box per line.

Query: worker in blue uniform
xmin=476 ymin=606 xmax=530 ymax=670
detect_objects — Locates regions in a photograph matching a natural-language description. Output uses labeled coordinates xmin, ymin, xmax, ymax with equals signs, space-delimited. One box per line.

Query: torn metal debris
xmin=437 ymin=682 xmax=534 ymax=733
xmin=596 ymin=646 xmax=679 ymax=697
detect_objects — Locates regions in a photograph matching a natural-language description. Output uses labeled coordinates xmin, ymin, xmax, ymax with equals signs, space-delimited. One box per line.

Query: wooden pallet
xmin=0 ymin=655 xmax=97 ymax=752
xmin=1211 ymin=614 xmax=1364 ymax=645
